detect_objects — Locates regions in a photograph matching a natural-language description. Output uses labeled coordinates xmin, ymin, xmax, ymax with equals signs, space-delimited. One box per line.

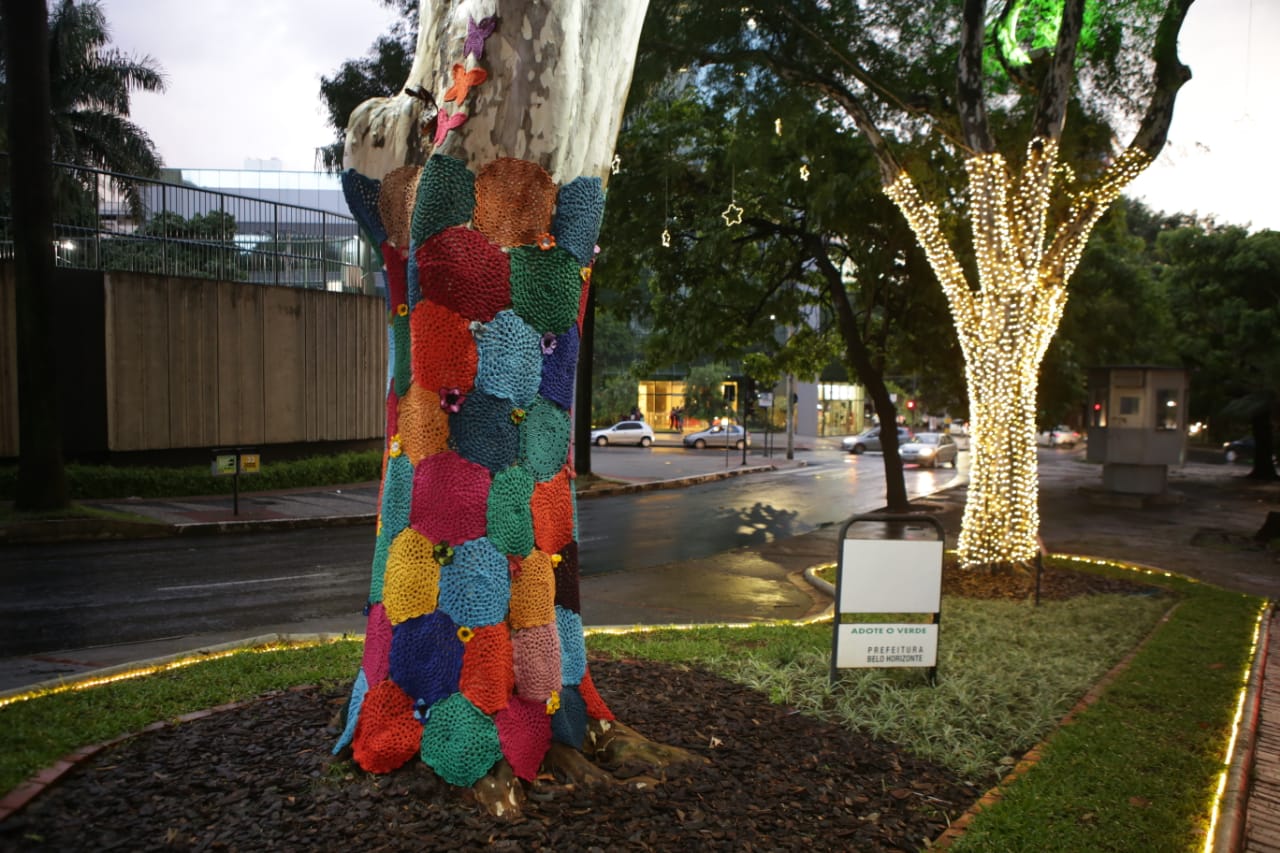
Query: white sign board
xmin=835 ymin=623 xmax=939 ymax=668
xmin=838 ymin=540 xmax=942 ymax=613
xmin=757 ymin=392 xmax=774 ymax=408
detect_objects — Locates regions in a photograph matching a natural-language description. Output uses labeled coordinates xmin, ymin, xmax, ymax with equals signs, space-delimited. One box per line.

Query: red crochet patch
xmin=578 ymin=666 xmax=614 ymax=721
xmin=410 ymin=299 xmax=478 ymax=395
xmin=362 ymin=602 xmax=393 ymax=686
xmin=495 ymin=696 xmax=552 ymax=782
xmin=459 ymin=623 xmax=515 ymax=714
xmin=352 ymin=679 xmax=422 ymax=774
xmin=415 ymin=227 xmax=510 ymax=323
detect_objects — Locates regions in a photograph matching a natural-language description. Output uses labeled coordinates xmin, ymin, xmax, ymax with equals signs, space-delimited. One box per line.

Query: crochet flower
xmin=536 ymin=233 xmax=556 ymax=251
xmin=507 ymin=556 xmax=522 ymax=580
xmin=545 ymin=691 xmax=561 ymax=715
xmin=540 ymin=332 xmax=558 ymax=356
xmin=440 ymin=388 xmax=466 ymax=413
xmin=551 ymin=553 xmax=563 ymax=568
xmin=388 ymin=433 xmax=403 ymax=457
xmin=457 ymin=626 xmax=474 ymax=643
xmin=433 ymin=542 xmax=454 ymax=565
xmin=579 ymin=267 xmax=592 ymax=284
xmin=413 ymin=698 xmax=431 ymax=723
xmin=396 ymin=303 xmax=409 ymax=317
xmin=510 ymin=408 xmax=527 ymax=425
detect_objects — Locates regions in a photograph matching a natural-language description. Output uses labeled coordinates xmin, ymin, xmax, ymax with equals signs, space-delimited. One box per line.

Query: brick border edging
xmin=929 ymin=598 xmax=1184 ymax=849
xmin=1220 ymin=604 xmax=1274 ymax=853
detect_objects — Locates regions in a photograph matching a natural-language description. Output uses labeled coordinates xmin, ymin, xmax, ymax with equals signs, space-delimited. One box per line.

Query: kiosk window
xmin=1155 ymin=389 xmax=1180 ymax=430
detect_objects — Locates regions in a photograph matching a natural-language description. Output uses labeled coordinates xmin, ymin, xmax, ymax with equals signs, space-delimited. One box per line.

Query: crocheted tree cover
xmin=336 ymin=87 xmax=615 ymax=786
xmin=352 ymin=679 xmax=422 ymax=774
xmin=494 ymin=695 xmax=553 ymax=781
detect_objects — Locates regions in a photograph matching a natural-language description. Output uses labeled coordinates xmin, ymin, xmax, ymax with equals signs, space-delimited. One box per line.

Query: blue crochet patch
xmin=550 ymin=684 xmax=588 ymax=750
xmin=449 ymin=392 xmax=520 ymax=473
xmin=550 ymin=176 xmax=605 ymax=266
xmin=556 ymin=605 xmax=586 ymax=686
xmin=389 ymin=610 xmax=464 ymax=709
xmin=341 ymin=169 xmax=388 ymax=246
xmin=439 ymin=537 xmax=512 ymax=628
xmin=539 ymin=324 xmax=579 ymax=410
xmin=332 ymin=668 xmax=370 ymax=754
xmin=475 ymin=310 xmax=543 ymax=407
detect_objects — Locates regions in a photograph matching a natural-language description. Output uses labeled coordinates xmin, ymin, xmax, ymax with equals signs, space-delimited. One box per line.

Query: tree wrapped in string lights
xmin=642 ymin=0 xmax=1195 ymax=568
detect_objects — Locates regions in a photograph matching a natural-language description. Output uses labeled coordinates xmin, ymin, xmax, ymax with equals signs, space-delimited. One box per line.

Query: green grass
xmin=0 ymin=451 xmax=382 ymax=501
xmin=0 ymin=561 xmax=1262 ymax=853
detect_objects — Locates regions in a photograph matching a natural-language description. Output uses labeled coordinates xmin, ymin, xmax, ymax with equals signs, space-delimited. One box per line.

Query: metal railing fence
xmin=0 ymin=155 xmax=378 ymax=293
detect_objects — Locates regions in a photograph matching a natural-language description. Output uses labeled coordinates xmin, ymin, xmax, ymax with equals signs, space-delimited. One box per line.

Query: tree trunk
xmin=332 ymin=0 xmax=654 ymax=798
xmin=4 ymin=0 xmax=69 ymax=512
xmin=887 ymin=141 xmax=1115 ymax=568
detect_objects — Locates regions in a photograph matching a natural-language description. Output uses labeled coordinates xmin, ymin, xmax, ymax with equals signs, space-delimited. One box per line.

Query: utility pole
xmin=785 ymin=373 xmax=795 ymax=460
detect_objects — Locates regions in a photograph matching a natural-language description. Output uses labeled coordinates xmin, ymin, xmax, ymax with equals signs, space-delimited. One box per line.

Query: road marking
xmin=157 ymin=572 xmax=335 ymax=592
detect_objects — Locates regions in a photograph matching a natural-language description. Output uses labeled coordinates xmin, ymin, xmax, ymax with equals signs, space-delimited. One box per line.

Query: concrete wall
xmin=1 ymin=265 xmax=387 ymax=456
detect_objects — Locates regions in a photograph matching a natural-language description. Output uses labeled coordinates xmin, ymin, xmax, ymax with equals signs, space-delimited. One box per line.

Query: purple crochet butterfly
xmin=464 ymin=15 xmax=497 ymax=60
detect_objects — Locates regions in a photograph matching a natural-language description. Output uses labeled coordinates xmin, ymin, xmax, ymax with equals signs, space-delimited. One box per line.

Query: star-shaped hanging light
xmin=611 ymin=154 xmax=621 ymax=174
xmin=661 ymin=228 xmax=671 ymax=247
xmin=721 ymin=202 xmax=743 ymax=226
xmin=800 ymin=164 xmax=810 ymax=181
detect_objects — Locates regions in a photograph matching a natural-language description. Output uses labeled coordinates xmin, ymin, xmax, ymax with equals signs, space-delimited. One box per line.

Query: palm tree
xmin=2 ymin=0 xmax=166 ymax=215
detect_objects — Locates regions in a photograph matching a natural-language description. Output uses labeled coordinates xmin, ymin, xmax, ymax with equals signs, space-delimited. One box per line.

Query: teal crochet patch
xmin=475 ymin=310 xmax=543 ymax=407
xmin=420 ymin=692 xmax=504 ymax=787
xmin=411 ymin=155 xmax=476 ymax=244
xmin=519 ymin=396 xmax=571 ymax=482
xmin=508 ymin=245 xmax=582 ymax=335
xmin=486 ymin=465 xmax=535 ymax=557
xmin=332 ymin=667 xmax=369 ymax=754
xmin=439 ymin=537 xmax=512 ymax=628
xmin=550 ymin=176 xmax=605 ymax=265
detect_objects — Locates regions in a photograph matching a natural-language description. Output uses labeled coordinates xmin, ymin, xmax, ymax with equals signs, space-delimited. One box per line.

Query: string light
xmin=886 ymin=138 xmax=1152 ymax=569
xmin=775 ymin=118 xmax=783 ymax=136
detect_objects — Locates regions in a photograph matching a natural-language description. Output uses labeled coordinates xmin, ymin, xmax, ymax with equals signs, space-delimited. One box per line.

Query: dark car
xmin=841 ymin=425 xmax=913 ymax=454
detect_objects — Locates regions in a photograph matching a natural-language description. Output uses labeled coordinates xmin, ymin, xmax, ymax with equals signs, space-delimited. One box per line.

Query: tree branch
xmin=957 ymin=0 xmax=996 ymax=154
xmin=1029 ymin=0 xmax=1085 ymax=142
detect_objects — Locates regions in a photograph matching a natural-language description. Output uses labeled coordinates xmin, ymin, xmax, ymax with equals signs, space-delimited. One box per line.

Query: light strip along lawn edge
xmin=929 ymin=598 xmax=1183 ymax=849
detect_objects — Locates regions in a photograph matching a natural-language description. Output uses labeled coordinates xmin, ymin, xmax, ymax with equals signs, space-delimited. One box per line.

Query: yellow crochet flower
xmin=457 ymin=626 xmax=474 ymax=643
xmin=396 ymin=303 xmax=409 ymax=317
xmin=545 ymin=691 xmax=561 ymax=715
xmin=388 ymin=433 xmax=403 ymax=458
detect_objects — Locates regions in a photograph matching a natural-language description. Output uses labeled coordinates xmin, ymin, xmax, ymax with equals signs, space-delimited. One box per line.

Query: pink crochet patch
xmin=512 ymin=622 xmax=561 ymax=703
xmin=362 ymin=603 xmax=393 ymax=686
xmin=410 ymin=451 xmax=491 ymax=545
xmin=495 ymin=695 xmax=552 ymax=781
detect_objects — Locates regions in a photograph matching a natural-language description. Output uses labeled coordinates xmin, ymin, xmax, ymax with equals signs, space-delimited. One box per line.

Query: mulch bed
xmin=0 ymin=566 xmax=1144 ymax=852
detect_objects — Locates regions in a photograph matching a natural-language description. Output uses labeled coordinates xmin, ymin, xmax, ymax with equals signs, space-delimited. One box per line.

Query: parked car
xmin=841 ymin=426 xmax=913 ymax=454
xmin=683 ymin=424 xmax=750 ymax=450
xmin=899 ymin=432 xmax=958 ymax=468
xmin=590 ymin=420 xmax=655 ymax=447
xmin=1037 ymin=425 xmax=1082 ymax=447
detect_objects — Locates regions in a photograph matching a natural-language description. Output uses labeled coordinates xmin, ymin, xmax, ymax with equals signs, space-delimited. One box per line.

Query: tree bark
xmin=4 ymin=0 xmax=69 ymax=512
xmin=333 ymin=0 xmax=655 ymax=802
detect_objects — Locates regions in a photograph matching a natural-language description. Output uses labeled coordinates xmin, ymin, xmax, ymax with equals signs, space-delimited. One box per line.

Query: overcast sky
xmin=103 ymin=0 xmax=1277 ymax=232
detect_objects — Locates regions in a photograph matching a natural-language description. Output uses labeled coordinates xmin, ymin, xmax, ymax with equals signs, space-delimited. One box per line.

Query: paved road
xmin=0 ymin=449 xmax=962 ymax=659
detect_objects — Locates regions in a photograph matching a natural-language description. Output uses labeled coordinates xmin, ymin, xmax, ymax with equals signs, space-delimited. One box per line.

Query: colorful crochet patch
xmin=416 ymin=227 xmax=510 ymax=323
xmin=473 ymin=157 xmax=556 ymax=248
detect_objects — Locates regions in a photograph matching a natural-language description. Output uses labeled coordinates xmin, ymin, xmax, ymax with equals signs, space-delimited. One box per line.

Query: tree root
xmin=468 ymin=719 xmax=709 ymax=819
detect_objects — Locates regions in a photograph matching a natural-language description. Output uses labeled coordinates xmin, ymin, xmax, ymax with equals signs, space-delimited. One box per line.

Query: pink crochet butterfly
xmin=433 ymin=110 xmax=468 ymax=147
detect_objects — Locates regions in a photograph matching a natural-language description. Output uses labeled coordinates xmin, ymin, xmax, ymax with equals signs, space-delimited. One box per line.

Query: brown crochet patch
xmin=379 ymin=165 xmax=421 ymax=248
xmin=473 ymin=158 xmax=556 ymax=248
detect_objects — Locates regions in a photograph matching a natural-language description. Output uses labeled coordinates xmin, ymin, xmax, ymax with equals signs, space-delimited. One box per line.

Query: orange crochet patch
xmin=382 ymin=527 xmax=442 ymax=625
xmin=459 ymin=622 xmax=515 ymax=714
xmin=410 ymin=299 xmax=478 ymax=395
xmin=509 ymin=550 xmax=556 ymax=630
xmin=473 ymin=158 xmax=556 ymax=248
xmin=396 ymin=382 xmax=450 ymax=464
xmin=379 ymin=165 xmax=421 ymax=248
xmin=531 ymin=470 xmax=574 ymax=555
xmin=352 ymin=679 xmax=423 ymax=774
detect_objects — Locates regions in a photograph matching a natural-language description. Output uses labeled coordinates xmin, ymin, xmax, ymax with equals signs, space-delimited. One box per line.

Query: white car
xmin=1037 ymin=425 xmax=1082 ymax=447
xmin=590 ymin=420 xmax=655 ymax=447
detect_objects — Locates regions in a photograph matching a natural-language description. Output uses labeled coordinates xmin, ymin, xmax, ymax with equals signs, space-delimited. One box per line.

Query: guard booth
xmin=1085 ymin=366 xmax=1189 ymax=495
